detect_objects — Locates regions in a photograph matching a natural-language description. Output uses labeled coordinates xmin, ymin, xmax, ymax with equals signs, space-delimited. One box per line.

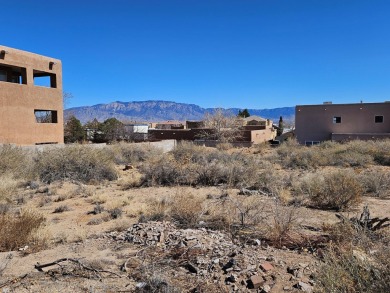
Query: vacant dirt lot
xmin=1 ymin=141 xmax=389 ymax=292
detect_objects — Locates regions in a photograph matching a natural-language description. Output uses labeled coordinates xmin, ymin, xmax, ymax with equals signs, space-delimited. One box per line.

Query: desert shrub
xmin=216 ymin=142 xmax=233 ymax=150
xmin=110 ymin=143 xmax=162 ymax=165
xmin=297 ymin=170 xmax=362 ymax=211
xmin=0 ymin=144 xmax=33 ymax=179
xmin=53 ymin=205 xmax=71 ymax=213
xmin=93 ymin=204 xmax=104 ymax=214
xmin=169 ymin=192 xmax=205 ymax=228
xmin=108 ymin=207 xmax=123 ymax=219
xmin=359 ymin=169 xmax=390 ymax=198
xmin=0 ymin=208 xmax=46 ymax=251
xmin=140 ymin=144 xmax=260 ymax=187
xmin=118 ymin=172 xmax=145 ymax=189
xmin=140 ymin=197 xmax=170 ymax=222
xmin=316 ymin=246 xmax=390 ymax=293
xmin=206 ymin=193 xmax=268 ymax=232
xmin=0 ymin=175 xmax=19 ymax=203
xmin=251 ymin=165 xmax=289 ymax=196
xmin=276 ymin=140 xmax=376 ymax=169
xmin=34 ymin=145 xmax=117 ymax=184
xmin=267 ymin=202 xmax=299 ymax=247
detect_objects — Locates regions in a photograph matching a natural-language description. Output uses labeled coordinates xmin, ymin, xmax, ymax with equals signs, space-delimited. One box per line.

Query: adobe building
xmin=295 ymin=102 xmax=390 ymax=145
xmin=0 ymin=45 xmax=63 ymax=145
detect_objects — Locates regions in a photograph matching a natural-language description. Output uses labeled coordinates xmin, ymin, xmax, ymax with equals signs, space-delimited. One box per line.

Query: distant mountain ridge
xmin=65 ymin=100 xmax=295 ymax=124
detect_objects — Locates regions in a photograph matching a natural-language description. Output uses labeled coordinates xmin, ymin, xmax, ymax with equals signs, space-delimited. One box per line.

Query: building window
xmin=305 ymin=141 xmax=320 ymax=146
xmin=0 ymin=70 xmax=6 ymax=81
xmin=375 ymin=115 xmax=384 ymax=123
xmin=34 ymin=110 xmax=58 ymax=123
xmin=0 ymin=65 xmax=27 ymax=84
xmin=333 ymin=116 xmax=341 ymax=124
xmin=33 ymin=70 xmax=57 ymax=88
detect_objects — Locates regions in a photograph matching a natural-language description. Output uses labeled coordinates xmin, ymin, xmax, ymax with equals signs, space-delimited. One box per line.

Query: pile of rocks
xmin=107 ymin=221 xmax=316 ymax=292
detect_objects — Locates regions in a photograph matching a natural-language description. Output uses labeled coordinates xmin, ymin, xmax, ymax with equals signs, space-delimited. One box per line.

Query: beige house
xmin=0 ymin=46 xmax=63 ymax=145
xmin=295 ymin=102 xmax=390 ymax=145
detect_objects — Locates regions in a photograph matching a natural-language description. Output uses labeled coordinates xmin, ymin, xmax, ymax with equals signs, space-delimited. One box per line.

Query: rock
xmin=260 ymin=262 xmax=274 ymax=272
xmin=249 ymin=275 xmax=264 ymax=289
xmin=36 ymin=186 xmax=49 ymax=193
xmin=262 ymin=284 xmax=271 ymax=293
xmin=295 ymin=281 xmax=313 ymax=292
xmin=287 ymin=265 xmax=301 ymax=277
xmin=135 ymin=282 xmax=147 ymax=289
xmin=239 ymin=188 xmax=260 ymax=196
xmin=253 ymin=239 xmax=261 ymax=246
xmin=28 ymin=181 xmax=39 ymax=189
xmin=266 ymin=255 xmax=275 ymax=262
xmin=212 ymin=258 xmax=220 ymax=264
xmin=225 ymin=274 xmax=237 ymax=283
xmin=123 ymin=165 xmax=134 ymax=171
xmin=283 ymin=286 xmax=292 ymax=291
xmin=223 ymin=259 xmax=236 ymax=272
xmin=184 ymin=262 xmax=198 ymax=274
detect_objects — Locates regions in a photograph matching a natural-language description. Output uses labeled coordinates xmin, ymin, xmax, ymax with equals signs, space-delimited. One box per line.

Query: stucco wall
xmin=295 ymin=103 xmax=390 ymax=144
xmin=0 ymin=45 xmax=63 ymax=145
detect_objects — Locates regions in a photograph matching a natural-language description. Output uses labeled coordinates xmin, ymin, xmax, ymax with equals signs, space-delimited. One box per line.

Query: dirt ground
xmin=1 ymin=163 xmax=390 ymax=292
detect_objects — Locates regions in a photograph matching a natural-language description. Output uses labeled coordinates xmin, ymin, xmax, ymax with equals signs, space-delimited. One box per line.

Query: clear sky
xmin=2 ymin=0 xmax=390 ymax=109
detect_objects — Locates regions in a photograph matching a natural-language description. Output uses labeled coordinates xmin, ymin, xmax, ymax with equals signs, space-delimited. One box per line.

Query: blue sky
xmin=2 ymin=0 xmax=390 ymax=109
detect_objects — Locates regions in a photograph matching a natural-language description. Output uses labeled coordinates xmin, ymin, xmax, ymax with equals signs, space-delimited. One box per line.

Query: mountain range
xmin=65 ymin=100 xmax=295 ymax=124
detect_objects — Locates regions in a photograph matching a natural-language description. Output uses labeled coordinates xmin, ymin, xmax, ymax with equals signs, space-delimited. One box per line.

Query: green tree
xmin=101 ymin=118 xmax=125 ymax=142
xmin=64 ymin=115 xmax=85 ymax=143
xmin=84 ymin=118 xmax=104 ymax=143
xmin=237 ymin=109 xmax=250 ymax=118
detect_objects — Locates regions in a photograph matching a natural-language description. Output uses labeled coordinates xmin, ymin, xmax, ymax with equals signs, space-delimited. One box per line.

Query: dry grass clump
xmin=267 ymin=202 xmax=300 ymax=247
xmin=359 ymin=169 xmax=390 ymax=198
xmin=141 ymin=191 xmax=205 ymax=228
xmin=316 ymin=246 xmax=390 ymax=293
xmin=169 ymin=192 xmax=205 ymax=228
xmin=34 ymin=145 xmax=117 ymax=184
xmin=296 ymin=169 xmax=362 ymax=211
xmin=275 ymin=139 xmax=390 ymax=169
xmin=316 ymin=215 xmax=390 ymax=293
xmin=0 ymin=208 xmax=46 ymax=252
xmin=0 ymin=144 xmax=33 ymax=179
xmin=0 ymin=175 xmax=19 ymax=203
xmin=140 ymin=143 xmax=260 ymax=187
xmin=53 ymin=205 xmax=71 ymax=213
xmin=110 ymin=143 xmax=162 ymax=165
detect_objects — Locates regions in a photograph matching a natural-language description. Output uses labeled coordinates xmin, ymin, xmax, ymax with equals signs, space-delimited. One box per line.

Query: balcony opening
xmin=33 ymin=70 xmax=57 ymax=88
xmin=0 ymin=64 xmax=27 ymax=84
xmin=34 ymin=110 xmax=58 ymax=123
xmin=375 ymin=115 xmax=384 ymax=123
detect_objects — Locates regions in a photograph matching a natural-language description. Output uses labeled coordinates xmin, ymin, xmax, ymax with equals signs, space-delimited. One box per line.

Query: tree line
xmin=64 ymin=116 xmax=129 ymax=143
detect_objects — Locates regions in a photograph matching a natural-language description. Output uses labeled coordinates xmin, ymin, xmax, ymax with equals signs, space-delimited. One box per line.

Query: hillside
xmin=65 ymin=100 xmax=295 ymax=124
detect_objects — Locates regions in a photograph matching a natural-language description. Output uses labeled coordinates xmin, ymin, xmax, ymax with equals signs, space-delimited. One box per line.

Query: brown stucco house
xmin=295 ymin=102 xmax=390 ymax=145
xmin=0 ymin=46 xmax=63 ymax=145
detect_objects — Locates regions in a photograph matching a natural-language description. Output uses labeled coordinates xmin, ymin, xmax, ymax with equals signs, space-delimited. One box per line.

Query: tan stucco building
xmin=0 ymin=46 xmax=63 ymax=145
xmin=295 ymin=102 xmax=390 ymax=145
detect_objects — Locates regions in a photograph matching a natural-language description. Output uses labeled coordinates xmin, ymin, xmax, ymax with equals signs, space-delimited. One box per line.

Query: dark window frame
xmin=34 ymin=110 xmax=58 ymax=123
xmin=0 ymin=64 xmax=27 ymax=84
xmin=33 ymin=69 xmax=57 ymax=88
xmin=333 ymin=116 xmax=341 ymax=124
xmin=375 ymin=115 xmax=384 ymax=123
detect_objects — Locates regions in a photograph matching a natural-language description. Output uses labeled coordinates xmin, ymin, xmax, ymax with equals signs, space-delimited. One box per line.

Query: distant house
xmin=123 ymin=123 xmax=149 ymax=141
xmin=152 ymin=120 xmax=184 ymax=130
xmin=186 ymin=120 xmax=204 ymax=129
xmin=295 ymin=102 xmax=390 ymax=145
xmin=148 ymin=116 xmax=276 ymax=146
